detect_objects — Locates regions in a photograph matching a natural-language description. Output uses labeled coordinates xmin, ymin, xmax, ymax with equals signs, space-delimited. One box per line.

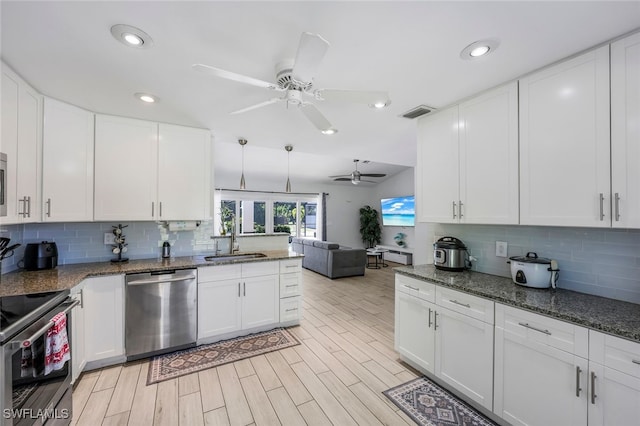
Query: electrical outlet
xmin=496 ymin=241 xmax=508 ymax=257
xmin=104 ymin=232 xmax=115 ymax=245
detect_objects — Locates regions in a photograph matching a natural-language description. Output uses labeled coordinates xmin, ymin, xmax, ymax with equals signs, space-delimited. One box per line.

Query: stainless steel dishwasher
xmin=125 ymin=269 xmax=197 ymax=360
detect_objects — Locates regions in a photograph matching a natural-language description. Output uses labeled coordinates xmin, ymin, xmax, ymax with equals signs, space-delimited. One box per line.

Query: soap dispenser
xmin=162 ymin=241 xmax=171 ymax=259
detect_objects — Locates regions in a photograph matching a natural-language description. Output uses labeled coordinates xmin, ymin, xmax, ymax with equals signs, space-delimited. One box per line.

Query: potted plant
xmin=359 ymin=205 xmax=382 ymax=248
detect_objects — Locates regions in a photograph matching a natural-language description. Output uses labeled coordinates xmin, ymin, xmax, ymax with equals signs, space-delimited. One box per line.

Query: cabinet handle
xmin=238 ymin=282 xmax=241 ymax=297
xmin=434 ymin=311 xmax=439 ymax=330
xmin=575 ymin=366 xmax=582 ymax=397
xmin=632 ymin=360 xmax=640 ymax=365
xmin=285 ymin=308 xmax=298 ymax=312
xmin=285 ymin=284 xmax=297 ymax=288
xmin=243 ymin=282 xmax=246 ymax=296
xmin=452 ymin=201 xmax=457 ymax=219
xmin=459 ymin=200 xmax=463 ymax=218
xmin=159 ymin=202 xmax=163 ymax=217
xmin=18 ymin=197 xmax=27 ymax=217
xmin=449 ymin=299 xmax=471 ymax=308
xmin=518 ymin=322 xmax=552 ymax=335
xmin=590 ymin=371 xmax=597 ymax=404
xmin=151 ymin=202 xmax=155 ymax=217
xmin=45 ymin=198 xmax=51 ymax=217
xmin=599 ymin=193 xmax=605 ymax=221
xmin=26 ymin=196 xmax=31 ymax=217
xmin=614 ymin=193 xmax=621 ymax=222
xmin=404 ymin=285 xmax=420 ymax=292
xmin=428 ymin=308 xmax=433 ymax=328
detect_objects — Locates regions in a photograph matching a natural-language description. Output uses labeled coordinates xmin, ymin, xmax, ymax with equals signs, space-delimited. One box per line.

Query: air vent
xmin=401 ymin=105 xmax=436 ymax=119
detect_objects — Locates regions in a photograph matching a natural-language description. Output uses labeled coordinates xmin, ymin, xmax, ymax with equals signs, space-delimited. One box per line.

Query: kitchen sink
xmin=203 ymin=253 xmax=267 ymax=262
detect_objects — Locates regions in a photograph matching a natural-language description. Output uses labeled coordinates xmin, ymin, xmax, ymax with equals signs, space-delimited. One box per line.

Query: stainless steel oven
xmin=0 ymin=153 xmax=7 ymax=217
xmin=1 ymin=291 xmax=78 ymax=426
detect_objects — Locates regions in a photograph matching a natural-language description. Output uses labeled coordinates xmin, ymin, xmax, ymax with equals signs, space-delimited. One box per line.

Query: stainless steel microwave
xmin=0 ymin=152 xmax=6 ymax=217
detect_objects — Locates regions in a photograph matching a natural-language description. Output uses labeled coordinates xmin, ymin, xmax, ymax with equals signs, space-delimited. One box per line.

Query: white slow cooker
xmin=507 ymin=252 xmax=559 ymax=289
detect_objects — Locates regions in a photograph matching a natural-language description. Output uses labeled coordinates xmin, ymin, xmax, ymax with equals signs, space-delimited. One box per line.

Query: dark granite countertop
xmin=0 ymin=250 xmax=303 ymax=297
xmin=395 ymin=264 xmax=640 ymax=344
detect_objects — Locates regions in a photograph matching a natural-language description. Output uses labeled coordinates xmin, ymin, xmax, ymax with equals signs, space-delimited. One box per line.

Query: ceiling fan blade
xmin=315 ymin=89 xmax=389 ymax=105
xmin=300 ymin=103 xmax=332 ymax=131
xmin=328 ymin=174 xmax=351 ymax=178
xmin=292 ymin=32 xmax=330 ymax=84
xmin=230 ymin=98 xmax=282 ymax=115
xmin=192 ymin=64 xmax=281 ymax=90
xmin=333 ymin=178 xmax=352 ymax=182
xmin=360 ymin=180 xmax=378 ymax=183
xmin=360 ymin=173 xmax=387 ymax=177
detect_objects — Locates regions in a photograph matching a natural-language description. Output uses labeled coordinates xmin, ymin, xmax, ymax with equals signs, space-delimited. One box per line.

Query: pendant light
xmin=285 ymin=145 xmax=293 ymax=193
xmin=238 ymin=138 xmax=247 ymax=190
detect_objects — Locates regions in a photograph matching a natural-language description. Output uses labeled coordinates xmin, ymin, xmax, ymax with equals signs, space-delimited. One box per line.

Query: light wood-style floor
xmin=72 ymin=262 xmax=420 ymax=426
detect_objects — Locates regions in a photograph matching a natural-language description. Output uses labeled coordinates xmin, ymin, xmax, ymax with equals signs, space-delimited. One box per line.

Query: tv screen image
xmin=380 ymin=196 xmax=415 ymax=226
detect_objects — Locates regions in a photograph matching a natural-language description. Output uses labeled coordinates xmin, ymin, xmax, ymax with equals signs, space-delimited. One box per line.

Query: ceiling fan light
xmin=321 ymin=128 xmax=337 ymax=135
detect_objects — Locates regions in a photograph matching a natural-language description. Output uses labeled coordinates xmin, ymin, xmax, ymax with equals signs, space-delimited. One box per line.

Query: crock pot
xmin=434 ymin=236 xmax=470 ymax=271
xmin=508 ymin=252 xmax=559 ymax=289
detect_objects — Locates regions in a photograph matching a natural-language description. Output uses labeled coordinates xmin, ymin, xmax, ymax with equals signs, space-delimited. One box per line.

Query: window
xmin=215 ymin=190 xmax=322 ymax=239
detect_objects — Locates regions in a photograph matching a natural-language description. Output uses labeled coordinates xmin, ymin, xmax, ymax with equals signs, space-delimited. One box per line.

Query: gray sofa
xmin=291 ymin=237 xmax=366 ymax=279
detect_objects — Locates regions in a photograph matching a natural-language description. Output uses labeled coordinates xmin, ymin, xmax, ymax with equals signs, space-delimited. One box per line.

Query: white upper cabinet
xmin=42 ymin=98 xmax=94 ymax=222
xmin=94 ymin=115 xmax=158 ymax=221
xmin=519 ymin=46 xmax=610 ymax=227
xmin=459 ymin=82 xmax=519 ymax=224
xmin=417 ymin=82 xmax=519 ymax=224
xmin=417 ymin=106 xmax=459 ymax=223
xmin=1 ymin=63 xmax=42 ymax=224
xmin=95 ymin=115 xmax=212 ymax=221
xmin=611 ymin=32 xmax=640 ymax=229
xmin=158 ymin=123 xmax=211 ymax=220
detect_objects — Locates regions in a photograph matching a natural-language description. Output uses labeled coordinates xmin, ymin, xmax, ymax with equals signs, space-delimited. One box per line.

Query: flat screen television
xmin=380 ymin=196 xmax=415 ymax=226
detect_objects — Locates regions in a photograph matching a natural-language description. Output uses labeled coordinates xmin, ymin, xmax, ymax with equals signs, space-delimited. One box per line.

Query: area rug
xmin=147 ymin=328 xmax=300 ymax=385
xmin=383 ymin=376 xmax=498 ymax=426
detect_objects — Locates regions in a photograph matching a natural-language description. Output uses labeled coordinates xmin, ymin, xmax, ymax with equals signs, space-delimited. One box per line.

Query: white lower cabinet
xmin=279 ymin=258 xmax=303 ymax=325
xmin=494 ymin=303 xmax=590 ymax=426
xmin=395 ymin=275 xmax=494 ymax=411
xmin=198 ymin=261 xmax=279 ymax=341
xmin=588 ymin=330 xmax=640 ymax=426
xmin=82 ymin=275 xmax=125 ymax=364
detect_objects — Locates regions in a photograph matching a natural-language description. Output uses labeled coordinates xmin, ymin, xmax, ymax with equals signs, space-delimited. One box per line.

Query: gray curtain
xmin=321 ymin=192 xmax=328 ymax=241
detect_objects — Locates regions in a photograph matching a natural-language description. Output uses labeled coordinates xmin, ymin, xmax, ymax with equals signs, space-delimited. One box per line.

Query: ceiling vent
xmin=401 ymin=105 xmax=436 ymax=119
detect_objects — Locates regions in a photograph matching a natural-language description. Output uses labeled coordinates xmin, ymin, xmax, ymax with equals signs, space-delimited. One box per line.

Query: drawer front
xmin=280 ymin=258 xmax=302 ymax=274
xmin=496 ymin=304 xmax=589 ymax=358
xmin=280 ymin=272 xmax=302 ymax=298
xmin=436 ymin=286 xmax=494 ymax=325
xmin=242 ymin=261 xmax=279 ymax=278
xmin=590 ymin=330 xmax=640 ymax=378
xmin=198 ymin=264 xmax=241 ymax=282
xmin=280 ymin=296 xmax=302 ymax=323
xmin=396 ymin=274 xmax=436 ymax=303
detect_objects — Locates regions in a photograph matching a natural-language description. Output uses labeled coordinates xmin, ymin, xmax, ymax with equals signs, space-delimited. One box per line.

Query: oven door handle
xmin=19 ymin=299 xmax=80 ymax=349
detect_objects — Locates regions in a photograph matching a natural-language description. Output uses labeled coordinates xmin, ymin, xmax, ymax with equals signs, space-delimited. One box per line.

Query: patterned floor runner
xmin=147 ymin=328 xmax=300 ymax=385
xmin=383 ymin=376 xmax=499 ymax=426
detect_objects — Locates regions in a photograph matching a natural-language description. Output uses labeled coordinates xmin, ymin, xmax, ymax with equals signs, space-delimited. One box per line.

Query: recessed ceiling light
xmin=321 ymin=128 xmax=338 ymax=135
xmin=135 ymin=93 xmax=157 ymax=103
xmin=370 ymin=100 xmax=391 ymax=109
xmin=111 ymin=24 xmax=153 ymax=49
xmin=460 ymin=39 xmax=500 ymax=60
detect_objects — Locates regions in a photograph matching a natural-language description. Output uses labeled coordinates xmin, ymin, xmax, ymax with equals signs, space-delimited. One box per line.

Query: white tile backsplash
xmin=430 ymin=223 xmax=640 ymax=304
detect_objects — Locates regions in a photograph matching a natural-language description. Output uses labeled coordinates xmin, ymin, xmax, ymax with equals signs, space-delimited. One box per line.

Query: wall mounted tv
xmin=380 ymin=196 xmax=415 ymax=227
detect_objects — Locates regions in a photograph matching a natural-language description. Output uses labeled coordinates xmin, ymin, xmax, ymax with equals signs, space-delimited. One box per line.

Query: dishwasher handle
xmin=127 ymin=274 xmax=196 ymax=286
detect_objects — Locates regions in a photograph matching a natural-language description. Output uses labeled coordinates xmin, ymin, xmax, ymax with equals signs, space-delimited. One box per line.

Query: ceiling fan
xmin=330 ymin=160 xmax=387 ymax=185
xmin=193 ymin=32 xmax=390 ymax=134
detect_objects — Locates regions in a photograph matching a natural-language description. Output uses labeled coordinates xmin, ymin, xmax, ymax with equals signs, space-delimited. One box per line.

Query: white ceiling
xmin=2 ymin=1 xmax=639 ymax=188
